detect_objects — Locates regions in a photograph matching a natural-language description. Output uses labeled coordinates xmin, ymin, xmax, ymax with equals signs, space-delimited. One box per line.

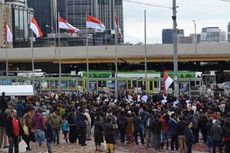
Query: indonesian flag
xmin=4 ymin=22 xmax=13 ymax=42
xmin=163 ymin=71 xmax=173 ymax=96
xmin=86 ymin=15 xmax=106 ymax=32
xmin=58 ymin=17 xmax=80 ymax=33
xmin=30 ymin=17 xmax=43 ymax=38
xmin=115 ymin=16 xmax=123 ymax=38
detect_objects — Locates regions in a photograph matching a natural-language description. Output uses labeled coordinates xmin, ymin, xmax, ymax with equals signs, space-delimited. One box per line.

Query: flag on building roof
xmin=115 ymin=16 xmax=123 ymax=38
xmin=4 ymin=22 xmax=13 ymax=43
xmin=30 ymin=17 xmax=43 ymax=38
xmin=86 ymin=15 xmax=106 ymax=32
xmin=163 ymin=71 xmax=173 ymax=96
xmin=58 ymin=17 xmax=80 ymax=33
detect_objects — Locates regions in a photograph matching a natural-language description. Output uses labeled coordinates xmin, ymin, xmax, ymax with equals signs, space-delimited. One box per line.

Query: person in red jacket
xmin=5 ymin=109 xmax=24 ymax=153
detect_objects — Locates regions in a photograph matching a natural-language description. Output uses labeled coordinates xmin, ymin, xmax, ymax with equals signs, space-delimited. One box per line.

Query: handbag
xmin=19 ymin=140 xmax=27 ymax=152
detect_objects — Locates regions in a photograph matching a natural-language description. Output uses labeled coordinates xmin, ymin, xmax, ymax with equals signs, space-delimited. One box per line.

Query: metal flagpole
xmin=172 ymin=0 xmax=179 ymax=97
xmin=144 ymin=10 xmax=148 ymax=94
xmin=58 ymin=12 xmax=62 ymax=92
xmin=86 ymin=12 xmax=89 ymax=93
xmin=31 ymin=29 xmax=35 ymax=87
xmin=113 ymin=0 xmax=118 ymax=99
xmin=5 ymin=43 xmax=8 ymax=77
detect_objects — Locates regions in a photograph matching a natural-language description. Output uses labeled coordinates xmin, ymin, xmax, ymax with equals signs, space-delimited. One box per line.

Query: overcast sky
xmin=123 ymin=0 xmax=230 ymax=44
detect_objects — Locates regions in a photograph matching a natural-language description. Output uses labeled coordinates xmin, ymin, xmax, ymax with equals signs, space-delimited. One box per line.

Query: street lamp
xmin=193 ymin=20 xmax=197 ymax=54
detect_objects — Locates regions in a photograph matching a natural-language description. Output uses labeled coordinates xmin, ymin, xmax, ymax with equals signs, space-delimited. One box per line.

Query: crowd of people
xmin=0 ymin=91 xmax=229 ymax=153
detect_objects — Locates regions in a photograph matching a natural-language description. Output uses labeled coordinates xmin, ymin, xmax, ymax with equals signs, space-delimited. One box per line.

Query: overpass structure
xmin=0 ymin=42 xmax=229 ymax=64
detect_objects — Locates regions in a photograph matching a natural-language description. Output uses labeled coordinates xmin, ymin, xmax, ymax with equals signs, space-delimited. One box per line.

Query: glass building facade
xmin=11 ymin=4 xmax=32 ymax=47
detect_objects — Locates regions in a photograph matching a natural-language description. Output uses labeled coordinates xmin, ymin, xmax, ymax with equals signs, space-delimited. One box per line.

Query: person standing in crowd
xmin=117 ymin=111 xmax=128 ymax=143
xmin=61 ymin=116 xmax=69 ymax=143
xmin=211 ymin=120 xmax=223 ymax=153
xmin=31 ymin=108 xmax=47 ymax=153
xmin=189 ymin=110 xmax=199 ymax=143
xmin=68 ymin=108 xmax=77 ymax=143
xmin=126 ymin=111 xmax=133 ymax=143
xmin=132 ymin=112 xmax=144 ymax=145
xmin=84 ymin=109 xmax=92 ymax=141
xmin=152 ymin=113 xmax=162 ymax=151
xmin=94 ymin=115 xmax=104 ymax=151
xmin=0 ymin=92 xmax=8 ymax=112
xmin=104 ymin=117 xmax=116 ymax=153
xmin=46 ymin=118 xmax=54 ymax=153
xmin=48 ymin=111 xmax=62 ymax=145
xmin=223 ymin=113 xmax=230 ymax=153
xmin=5 ymin=109 xmax=24 ymax=153
xmin=76 ymin=108 xmax=87 ymax=146
xmin=168 ymin=113 xmax=179 ymax=151
xmin=0 ymin=109 xmax=8 ymax=149
xmin=145 ymin=112 xmax=153 ymax=148
xmin=184 ymin=122 xmax=194 ymax=153
xmin=160 ymin=113 xmax=169 ymax=149
xmin=198 ymin=111 xmax=208 ymax=143
xmin=206 ymin=119 xmax=213 ymax=153
xmin=22 ymin=109 xmax=34 ymax=151
xmin=178 ymin=116 xmax=187 ymax=153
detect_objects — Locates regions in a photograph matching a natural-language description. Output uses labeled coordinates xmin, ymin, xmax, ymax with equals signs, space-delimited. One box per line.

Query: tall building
xmin=27 ymin=0 xmax=124 ymax=45
xmin=200 ymin=27 xmax=226 ymax=42
xmin=0 ymin=0 xmax=33 ymax=47
xmin=228 ymin=23 xmax=230 ymax=42
xmin=162 ymin=29 xmax=184 ymax=44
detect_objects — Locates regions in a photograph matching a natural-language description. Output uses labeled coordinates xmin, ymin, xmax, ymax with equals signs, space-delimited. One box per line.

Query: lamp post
xmin=172 ymin=0 xmax=179 ymax=97
xmin=193 ymin=20 xmax=197 ymax=54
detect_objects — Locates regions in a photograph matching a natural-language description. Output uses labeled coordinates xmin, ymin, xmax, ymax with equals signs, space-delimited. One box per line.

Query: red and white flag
xmin=163 ymin=71 xmax=173 ymax=96
xmin=30 ymin=17 xmax=43 ymax=38
xmin=4 ymin=22 xmax=13 ymax=43
xmin=58 ymin=17 xmax=80 ymax=33
xmin=86 ymin=15 xmax=106 ymax=32
xmin=115 ymin=16 xmax=123 ymax=38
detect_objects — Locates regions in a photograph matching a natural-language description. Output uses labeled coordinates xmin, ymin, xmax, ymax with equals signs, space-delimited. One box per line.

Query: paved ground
xmin=0 ymin=138 xmax=208 ymax=153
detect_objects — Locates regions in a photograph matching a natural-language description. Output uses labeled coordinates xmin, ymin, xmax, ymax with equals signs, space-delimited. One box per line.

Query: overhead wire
xmin=123 ymin=0 xmax=172 ymax=9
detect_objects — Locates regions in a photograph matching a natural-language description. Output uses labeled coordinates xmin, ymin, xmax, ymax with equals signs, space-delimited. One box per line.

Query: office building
xmin=200 ymin=27 xmax=226 ymax=42
xmin=0 ymin=0 xmax=32 ymax=47
xmin=162 ymin=29 xmax=184 ymax=44
xmin=27 ymin=0 xmax=124 ymax=45
xmin=228 ymin=23 xmax=230 ymax=42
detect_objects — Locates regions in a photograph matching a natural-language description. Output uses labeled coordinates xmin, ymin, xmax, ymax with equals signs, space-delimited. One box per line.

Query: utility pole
xmin=193 ymin=20 xmax=197 ymax=54
xmin=172 ymin=0 xmax=179 ymax=97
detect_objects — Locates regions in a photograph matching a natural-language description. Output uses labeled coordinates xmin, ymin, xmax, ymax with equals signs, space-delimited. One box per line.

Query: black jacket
xmin=5 ymin=116 xmax=24 ymax=137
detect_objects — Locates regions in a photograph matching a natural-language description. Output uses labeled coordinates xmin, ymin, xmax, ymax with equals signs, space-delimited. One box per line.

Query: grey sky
xmin=123 ymin=0 xmax=230 ymax=44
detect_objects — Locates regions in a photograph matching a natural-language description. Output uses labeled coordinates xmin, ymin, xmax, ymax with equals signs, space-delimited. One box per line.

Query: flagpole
xmin=31 ymin=29 xmax=35 ymax=87
xmin=144 ymin=10 xmax=148 ymax=95
xmin=113 ymin=0 xmax=118 ymax=99
xmin=58 ymin=12 xmax=62 ymax=92
xmin=5 ymin=42 xmax=8 ymax=77
xmin=86 ymin=12 xmax=89 ymax=93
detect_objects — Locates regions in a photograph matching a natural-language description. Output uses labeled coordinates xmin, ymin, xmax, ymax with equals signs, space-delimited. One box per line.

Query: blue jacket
xmin=184 ymin=127 xmax=194 ymax=143
xmin=168 ymin=119 xmax=178 ymax=136
xmin=62 ymin=120 xmax=70 ymax=132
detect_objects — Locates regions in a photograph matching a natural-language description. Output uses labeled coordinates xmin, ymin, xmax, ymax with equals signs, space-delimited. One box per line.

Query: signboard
xmin=0 ymin=85 xmax=34 ymax=96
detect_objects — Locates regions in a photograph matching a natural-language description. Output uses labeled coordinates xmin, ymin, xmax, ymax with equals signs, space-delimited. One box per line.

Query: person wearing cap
xmin=5 ymin=109 xmax=24 ymax=153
